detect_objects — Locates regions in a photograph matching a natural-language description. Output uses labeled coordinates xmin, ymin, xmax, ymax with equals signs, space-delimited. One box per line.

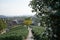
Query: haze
xmin=0 ymin=0 xmax=35 ymax=16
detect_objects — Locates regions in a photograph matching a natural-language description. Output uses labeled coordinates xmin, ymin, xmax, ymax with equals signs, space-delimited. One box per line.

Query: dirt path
xmin=26 ymin=27 xmax=34 ymax=40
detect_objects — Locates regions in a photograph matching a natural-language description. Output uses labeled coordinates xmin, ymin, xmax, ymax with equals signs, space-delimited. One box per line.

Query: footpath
xmin=26 ymin=27 xmax=34 ymax=40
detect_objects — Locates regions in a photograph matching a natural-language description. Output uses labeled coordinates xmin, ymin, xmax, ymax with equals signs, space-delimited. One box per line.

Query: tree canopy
xmin=0 ymin=19 xmax=7 ymax=31
xmin=24 ymin=17 xmax=32 ymax=26
xmin=29 ymin=0 xmax=60 ymax=40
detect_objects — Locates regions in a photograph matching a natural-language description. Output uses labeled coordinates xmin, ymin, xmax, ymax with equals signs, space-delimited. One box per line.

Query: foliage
xmin=32 ymin=26 xmax=48 ymax=40
xmin=0 ymin=26 xmax=28 ymax=40
xmin=29 ymin=0 xmax=60 ymax=40
xmin=24 ymin=17 xmax=32 ymax=26
xmin=0 ymin=19 xmax=7 ymax=31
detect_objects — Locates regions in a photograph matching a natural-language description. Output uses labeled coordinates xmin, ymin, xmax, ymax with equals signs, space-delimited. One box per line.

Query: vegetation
xmin=0 ymin=19 xmax=7 ymax=33
xmin=0 ymin=26 xmax=28 ymax=40
xmin=24 ymin=17 xmax=32 ymax=26
xmin=29 ymin=0 xmax=60 ymax=40
xmin=32 ymin=26 xmax=48 ymax=40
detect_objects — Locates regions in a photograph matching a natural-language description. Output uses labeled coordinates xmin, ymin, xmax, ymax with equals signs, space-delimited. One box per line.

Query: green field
xmin=0 ymin=26 xmax=29 ymax=40
xmin=32 ymin=26 xmax=48 ymax=40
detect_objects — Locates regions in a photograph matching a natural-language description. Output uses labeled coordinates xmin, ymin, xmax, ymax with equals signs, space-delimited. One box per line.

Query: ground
xmin=26 ymin=27 xmax=34 ymax=40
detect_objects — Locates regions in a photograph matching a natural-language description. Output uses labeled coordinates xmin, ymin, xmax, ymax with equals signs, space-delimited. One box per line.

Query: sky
xmin=0 ymin=0 xmax=36 ymax=16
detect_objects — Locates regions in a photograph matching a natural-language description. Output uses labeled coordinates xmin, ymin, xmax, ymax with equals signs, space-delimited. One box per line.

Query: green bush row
xmin=32 ymin=27 xmax=48 ymax=40
xmin=0 ymin=26 xmax=28 ymax=40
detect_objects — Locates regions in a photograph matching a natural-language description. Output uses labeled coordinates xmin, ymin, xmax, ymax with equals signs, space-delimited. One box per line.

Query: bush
xmin=0 ymin=34 xmax=23 ymax=40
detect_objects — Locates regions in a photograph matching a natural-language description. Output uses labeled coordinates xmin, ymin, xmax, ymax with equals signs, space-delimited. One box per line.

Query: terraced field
xmin=0 ymin=26 xmax=29 ymax=40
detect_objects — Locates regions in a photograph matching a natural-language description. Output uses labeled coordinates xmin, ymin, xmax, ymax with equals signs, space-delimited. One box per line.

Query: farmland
xmin=32 ymin=26 xmax=48 ymax=40
xmin=0 ymin=25 xmax=28 ymax=40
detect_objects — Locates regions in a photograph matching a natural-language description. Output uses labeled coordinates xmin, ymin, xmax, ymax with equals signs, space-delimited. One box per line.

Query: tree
xmin=29 ymin=0 xmax=60 ymax=40
xmin=24 ymin=17 xmax=32 ymax=26
xmin=0 ymin=19 xmax=7 ymax=33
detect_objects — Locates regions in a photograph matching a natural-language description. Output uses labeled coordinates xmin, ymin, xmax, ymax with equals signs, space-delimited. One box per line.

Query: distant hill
xmin=0 ymin=15 xmax=34 ymax=20
xmin=0 ymin=15 xmax=7 ymax=18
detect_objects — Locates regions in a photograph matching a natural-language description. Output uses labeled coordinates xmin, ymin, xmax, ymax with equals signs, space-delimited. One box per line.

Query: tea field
xmin=32 ymin=26 xmax=48 ymax=40
xmin=0 ymin=26 xmax=29 ymax=40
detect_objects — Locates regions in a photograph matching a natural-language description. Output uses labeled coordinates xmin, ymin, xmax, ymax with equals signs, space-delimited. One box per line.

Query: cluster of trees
xmin=29 ymin=0 xmax=60 ymax=40
xmin=24 ymin=17 xmax=32 ymax=26
xmin=0 ymin=19 xmax=7 ymax=33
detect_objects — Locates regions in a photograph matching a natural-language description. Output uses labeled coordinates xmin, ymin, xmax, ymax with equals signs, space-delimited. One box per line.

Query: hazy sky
xmin=0 ymin=0 xmax=35 ymax=16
